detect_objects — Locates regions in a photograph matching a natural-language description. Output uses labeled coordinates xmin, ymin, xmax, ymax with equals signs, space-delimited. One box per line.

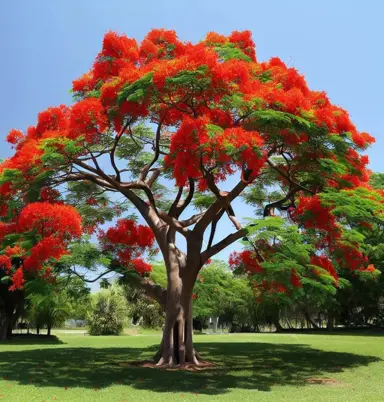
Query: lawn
xmin=0 ymin=332 xmax=383 ymax=401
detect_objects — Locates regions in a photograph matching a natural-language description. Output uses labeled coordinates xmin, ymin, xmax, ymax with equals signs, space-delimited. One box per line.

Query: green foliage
xmin=87 ymin=285 xmax=128 ymax=335
xmin=213 ymin=44 xmax=252 ymax=62
xmin=247 ymin=109 xmax=314 ymax=132
xmin=192 ymin=192 xmax=216 ymax=210
xmin=193 ymin=260 xmax=235 ymax=319
xmin=370 ymin=172 xmax=384 ymax=190
xmin=165 ymin=66 xmax=211 ymax=91
xmin=28 ymin=291 xmax=71 ymax=331
xmin=117 ymin=73 xmax=154 ymax=104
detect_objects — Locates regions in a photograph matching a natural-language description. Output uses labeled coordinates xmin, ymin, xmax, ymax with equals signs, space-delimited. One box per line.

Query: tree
xmin=87 ymin=285 xmax=127 ymax=335
xmin=1 ymin=29 xmax=382 ymax=365
xmin=0 ymin=198 xmax=82 ymax=340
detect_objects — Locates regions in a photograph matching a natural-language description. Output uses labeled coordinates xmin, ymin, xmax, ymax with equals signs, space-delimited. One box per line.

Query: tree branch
xmin=201 ymin=228 xmax=247 ymax=263
xmin=267 ymin=158 xmax=315 ymax=195
xmin=70 ymin=269 xmax=114 ymax=283
xmin=110 ymin=118 xmax=131 ymax=182
xmin=125 ymin=273 xmax=167 ymax=308
xmin=207 ymin=209 xmax=225 ymax=249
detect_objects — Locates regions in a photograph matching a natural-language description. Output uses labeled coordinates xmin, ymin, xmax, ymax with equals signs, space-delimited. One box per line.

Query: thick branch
xmin=126 ymin=274 xmax=167 ymax=308
xmin=263 ymin=188 xmax=298 ymax=217
xmin=201 ymin=228 xmax=247 ymax=263
xmin=157 ymin=211 xmax=190 ymax=237
xmin=194 ymin=170 xmax=252 ymax=235
xmin=179 ymin=212 xmax=205 ymax=227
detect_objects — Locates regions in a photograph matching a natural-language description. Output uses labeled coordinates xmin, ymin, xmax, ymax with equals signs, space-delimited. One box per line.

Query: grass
xmin=0 ymin=332 xmax=383 ymax=401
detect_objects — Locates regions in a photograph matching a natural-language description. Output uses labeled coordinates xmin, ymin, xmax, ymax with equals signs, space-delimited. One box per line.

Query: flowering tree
xmin=1 ymin=29 xmax=383 ymax=363
xmin=0 ymin=198 xmax=82 ymax=340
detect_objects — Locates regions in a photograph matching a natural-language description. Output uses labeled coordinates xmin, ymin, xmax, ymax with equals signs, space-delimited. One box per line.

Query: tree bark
xmin=272 ymin=308 xmax=283 ymax=332
xmin=155 ymin=276 xmax=201 ymax=366
xmin=304 ymin=311 xmax=319 ymax=329
xmin=327 ymin=311 xmax=335 ymax=331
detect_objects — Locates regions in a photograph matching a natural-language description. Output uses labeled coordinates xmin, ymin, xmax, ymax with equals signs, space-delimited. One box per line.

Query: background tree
xmin=87 ymin=285 xmax=127 ymax=336
xmin=0 ymin=197 xmax=82 ymax=340
xmin=1 ymin=29 xmax=382 ymax=365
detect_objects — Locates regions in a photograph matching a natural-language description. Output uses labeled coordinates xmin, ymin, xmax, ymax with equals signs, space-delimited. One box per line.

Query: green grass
xmin=0 ymin=332 xmax=383 ymax=401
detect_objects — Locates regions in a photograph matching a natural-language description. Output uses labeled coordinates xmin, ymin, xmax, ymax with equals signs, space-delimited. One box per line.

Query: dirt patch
xmin=307 ymin=377 xmax=345 ymax=386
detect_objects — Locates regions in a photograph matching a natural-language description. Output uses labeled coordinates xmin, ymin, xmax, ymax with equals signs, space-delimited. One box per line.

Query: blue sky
xmin=1 ymin=0 xmax=383 ymax=286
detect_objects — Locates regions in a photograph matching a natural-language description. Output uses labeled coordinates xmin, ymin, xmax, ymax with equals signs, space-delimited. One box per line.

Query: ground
xmin=0 ymin=331 xmax=383 ymax=401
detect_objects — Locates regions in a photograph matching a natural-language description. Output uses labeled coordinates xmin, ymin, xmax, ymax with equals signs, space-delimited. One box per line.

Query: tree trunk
xmin=304 ymin=311 xmax=319 ymax=329
xmin=154 ymin=270 xmax=202 ymax=366
xmin=327 ymin=311 xmax=335 ymax=331
xmin=47 ymin=326 xmax=51 ymax=336
xmin=6 ymin=320 xmax=12 ymax=340
xmin=0 ymin=317 xmax=8 ymax=341
xmin=36 ymin=325 xmax=40 ymax=335
xmin=272 ymin=308 xmax=283 ymax=332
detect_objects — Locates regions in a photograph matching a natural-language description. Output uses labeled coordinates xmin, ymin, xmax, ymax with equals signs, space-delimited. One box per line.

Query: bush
xmin=87 ymin=286 xmax=128 ymax=335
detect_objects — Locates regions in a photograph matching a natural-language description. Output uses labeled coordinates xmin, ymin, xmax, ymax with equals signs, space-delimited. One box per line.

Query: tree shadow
xmin=0 ymin=342 xmax=380 ymax=395
xmin=276 ymin=328 xmax=384 ymax=337
xmin=2 ymin=334 xmax=64 ymax=345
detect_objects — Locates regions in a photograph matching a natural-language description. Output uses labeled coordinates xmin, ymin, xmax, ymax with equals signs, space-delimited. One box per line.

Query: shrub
xmin=87 ymin=286 xmax=127 ymax=335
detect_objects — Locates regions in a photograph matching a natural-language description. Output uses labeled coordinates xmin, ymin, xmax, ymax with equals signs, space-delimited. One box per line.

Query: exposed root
xmin=120 ymin=359 xmax=215 ymax=371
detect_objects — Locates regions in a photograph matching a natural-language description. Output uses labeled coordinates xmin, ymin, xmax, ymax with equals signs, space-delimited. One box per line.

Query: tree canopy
xmin=1 ymin=28 xmax=383 ymax=363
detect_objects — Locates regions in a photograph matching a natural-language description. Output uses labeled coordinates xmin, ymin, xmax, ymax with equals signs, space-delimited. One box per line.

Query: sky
xmin=1 ymin=0 xmax=383 ymax=288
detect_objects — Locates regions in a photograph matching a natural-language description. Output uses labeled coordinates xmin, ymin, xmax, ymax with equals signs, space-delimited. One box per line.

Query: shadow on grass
xmin=275 ymin=328 xmax=384 ymax=337
xmin=0 ymin=342 xmax=380 ymax=395
xmin=2 ymin=334 xmax=64 ymax=345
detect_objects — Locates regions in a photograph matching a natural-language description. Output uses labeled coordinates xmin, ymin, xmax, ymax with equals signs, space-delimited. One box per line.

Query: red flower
xmin=6 ymin=129 xmax=24 ymax=146
xmin=290 ymin=269 xmax=302 ymax=288
xmin=9 ymin=268 xmax=25 ymax=291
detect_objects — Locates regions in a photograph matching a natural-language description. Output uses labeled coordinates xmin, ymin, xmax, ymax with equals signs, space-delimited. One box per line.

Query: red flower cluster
xmin=23 ymin=237 xmax=67 ymax=271
xmin=293 ymin=195 xmax=340 ymax=241
xmin=335 ymin=244 xmax=368 ymax=272
xmin=5 ymin=245 xmax=25 ymax=257
xmin=9 ymin=268 xmax=24 ymax=291
xmin=0 ymin=255 xmax=12 ymax=272
xmin=18 ymin=202 xmax=82 ymax=240
xmin=6 ymin=129 xmax=24 ymax=147
xmin=164 ymin=117 xmax=266 ymax=188
xmin=310 ymin=255 xmax=338 ymax=282
xmin=130 ymin=258 xmax=152 ymax=274
xmin=0 ymin=202 xmax=82 ymax=291
xmin=99 ymin=219 xmax=155 ymax=275
xmin=102 ymin=219 xmax=154 ymax=248
xmin=229 ymin=250 xmax=263 ymax=274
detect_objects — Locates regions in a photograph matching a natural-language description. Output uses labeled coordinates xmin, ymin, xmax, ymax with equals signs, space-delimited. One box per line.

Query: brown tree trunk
xmin=304 ymin=311 xmax=319 ymax=329
xmin=0 ymin=317 xmax=8 ymax=341
xmin=155 ymin=276 xmax=201 ymax=366
xmin=272 ymin=308 xmax=283 ymax=332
